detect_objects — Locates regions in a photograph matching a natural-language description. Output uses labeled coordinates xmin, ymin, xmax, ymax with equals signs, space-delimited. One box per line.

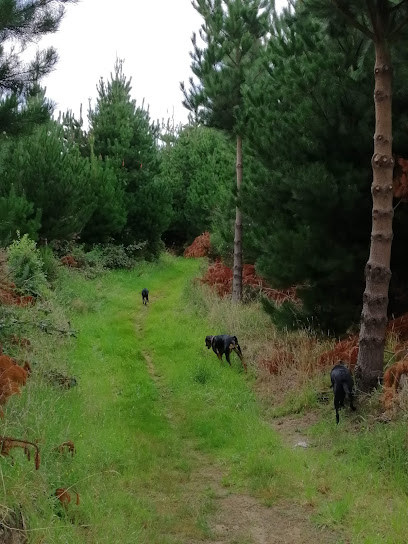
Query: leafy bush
xmin=51 ymin=240 xmax=148 ymax=271
xmin=67 ymin=244 xmax=88 ymax=268
xmin=84 ymin=246 xmax=105 ymax=268
xmin=90 ymin=242 xmax=147 ymax=269
xmin=7 ymin=233 xmax=47 ymax=296
xmin=101 ymin=244 xmax=134 ymax=269
xmin=209 ymin=231 xmax=232 ymax=265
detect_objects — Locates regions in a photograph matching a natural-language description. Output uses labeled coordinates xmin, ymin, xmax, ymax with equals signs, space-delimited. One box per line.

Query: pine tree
xmin=181 ymin=0 xmax=270 ymax=301
xmin=0 ymin=0 xmax=75 ymax=135
xmin=244 ymin=6 xmax=374 ymax=332
xmin=1 ymin=120 xmax=95 ymax=240
xmin=305 ymin=0 xmax=408 ymax=391
xmin=89 ymin=59 xmax=171 ymax=255
xmin=81 ymin=155 xmax=127 ymax=244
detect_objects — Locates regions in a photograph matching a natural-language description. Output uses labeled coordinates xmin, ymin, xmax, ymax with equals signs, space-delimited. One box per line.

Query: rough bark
xmin=355 ymin=41 xmax=394 ymax=392
xmin=232 ymin=134 xmax=243 ymax=302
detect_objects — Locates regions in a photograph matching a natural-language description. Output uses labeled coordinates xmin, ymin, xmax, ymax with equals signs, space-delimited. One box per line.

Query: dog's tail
xmin=233 ymin=336 xmax=243 ymax=356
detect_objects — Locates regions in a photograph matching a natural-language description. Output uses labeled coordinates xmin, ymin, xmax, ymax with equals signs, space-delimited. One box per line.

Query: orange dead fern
xmin=0 ymin=436 xmax=40 ymax=469
xmin=8 ymin=335 xmax=31 ymax=349
xmin=393 ymin=157 xmax=408 ymax=201
xmin=54 ymin=440 xmax=76 ymax=456
xmin=383 ymin=359 xmax=408 ymax=390
xmin=382 ymin=359 xmax=408 ymax=411
xmin=0 ymin=364 xmax=29 ymax=386
xmin=183 ymin=232 xmax=211 ymax=258
xmin=55 ymin=488 xmax=80 ymax=508
xmin=0 ymin=355 xmax=31 ymax=379
xmin=60 ymin=255 xmax=79 ymax=268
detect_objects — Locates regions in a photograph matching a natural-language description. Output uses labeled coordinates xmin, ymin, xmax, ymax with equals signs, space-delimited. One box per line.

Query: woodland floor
xmin=88 ymin=258 xmax=341 ymax=544
xmin=2 ymin=256 xmax=407 ymax=543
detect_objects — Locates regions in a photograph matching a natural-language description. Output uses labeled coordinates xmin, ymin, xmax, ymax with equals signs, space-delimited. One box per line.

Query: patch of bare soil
xmin=188 ymin=465 xmax=339 ymax=544
xmin=142 ymin=350 xmax=339 ymax=544
xmin=270 ymin=412 xmax=321 ymax=447
xmin=142 ymin=351 xmax=176 ymax=427
xmin=143 ymin=351 xmax=159 ymax=381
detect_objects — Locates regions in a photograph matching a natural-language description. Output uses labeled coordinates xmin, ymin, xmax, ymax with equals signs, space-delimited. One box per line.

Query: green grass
xmin=2 ymin=254 xmax=408 ymax=543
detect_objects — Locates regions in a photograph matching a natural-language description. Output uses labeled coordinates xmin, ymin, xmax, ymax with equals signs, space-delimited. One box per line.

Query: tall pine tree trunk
xmin=232 ymin=134 xmax=243 ymax=302
xmin=356 ymin=41 xmax=394 ymax=392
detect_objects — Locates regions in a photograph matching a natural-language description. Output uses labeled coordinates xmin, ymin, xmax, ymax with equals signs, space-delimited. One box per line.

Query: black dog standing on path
xmin=330 ymin=362 xmax=356 ymax=424
xmin=205 ymin=334 xmax=246 ymax=372
xmin=141 ymin=288 xmax=149 ymax=305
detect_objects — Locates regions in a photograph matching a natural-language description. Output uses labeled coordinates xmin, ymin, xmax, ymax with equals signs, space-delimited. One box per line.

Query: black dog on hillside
xmin=205 ymin=334 xmax=246 ymax=372
xmin=330 ymin=362 xmax=356 ymax=424
xmin=141 ymin=288 xmax=149 ymax=305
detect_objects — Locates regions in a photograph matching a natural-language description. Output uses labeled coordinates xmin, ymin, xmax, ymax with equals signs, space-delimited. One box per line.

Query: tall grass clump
xmin=184 ymin=280 xmax=333 ymax=414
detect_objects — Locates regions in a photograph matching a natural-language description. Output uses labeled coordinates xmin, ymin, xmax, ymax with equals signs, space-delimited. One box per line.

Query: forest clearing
xmin=0 ymin=255 xmax=407 ymax=543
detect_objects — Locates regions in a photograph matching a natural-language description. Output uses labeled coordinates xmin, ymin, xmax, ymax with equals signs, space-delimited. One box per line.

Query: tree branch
xmin=331 ymin=0 xmax=375 ymax=40
xmin=365 ymin=0 xmax=377 ymax=30
xmin=389 ymin=13 xmax=408 ymax=39
xmin=390 ymin=0 xmax=408 ymax=13
xmin=309 ymin=88 xmax=332 ymax=128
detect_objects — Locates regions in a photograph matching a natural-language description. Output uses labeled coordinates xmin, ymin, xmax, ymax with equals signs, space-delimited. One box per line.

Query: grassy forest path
xmin=64 ymin=255 xmax=342 ymax=544
xmin=52 ymin=253 xmax=408 ymax=544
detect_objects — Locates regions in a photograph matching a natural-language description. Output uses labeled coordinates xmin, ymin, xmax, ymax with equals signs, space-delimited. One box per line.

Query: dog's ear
xmin=205 ymin=336 xmax=212 ymax=348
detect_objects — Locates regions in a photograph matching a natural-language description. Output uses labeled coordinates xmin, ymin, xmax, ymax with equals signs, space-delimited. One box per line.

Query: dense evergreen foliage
xmin=0 ymin=0 xmax=74 ymax=135
xmin=2 ymin=0 xmax=408 ymax=336
xmin=0 ymin=0 xmax=75 ymax=244
xmin=160 ymin=124 xmax=235 ymax=246
xmin=88 ymin=59 xmax=171 ymax=256
xmin=1 ymin=120 xmax=95 ymax=240
xmin=241 ymin=5 xmax=408 ymax=334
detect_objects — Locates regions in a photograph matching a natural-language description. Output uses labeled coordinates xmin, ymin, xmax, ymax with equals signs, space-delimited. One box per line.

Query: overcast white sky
xmin=37 ymin=0 xmax=288 ymax=126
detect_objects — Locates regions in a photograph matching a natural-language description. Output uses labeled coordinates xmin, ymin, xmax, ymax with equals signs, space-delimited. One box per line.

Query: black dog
xmin=330 ymin=362 xmax=356 ymax=424
xmin=141 ymin=288 xmax=149 ymax=305
xmin=205 ymin=334 xmax=246 ymax=372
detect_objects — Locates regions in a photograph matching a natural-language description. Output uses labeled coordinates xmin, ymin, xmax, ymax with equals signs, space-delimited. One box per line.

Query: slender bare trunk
xmin=355 ymin=41 xmax=394 ymax=392
xmin=232 ymin=134 xmax=243 ymax=302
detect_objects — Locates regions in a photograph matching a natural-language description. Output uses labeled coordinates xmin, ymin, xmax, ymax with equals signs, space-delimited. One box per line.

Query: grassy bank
xmin=0 ymin=255 xmax=408 ymax=543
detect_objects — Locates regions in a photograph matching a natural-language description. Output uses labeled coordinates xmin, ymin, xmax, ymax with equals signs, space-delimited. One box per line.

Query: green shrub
xmin=7 ymin=233 xmax=47 ymax=296
xmin=68 ymin=244 xmax=88 ymax=268
xmin=99 ymin=242 xmax=147 ymax=269
xmin=84 ymin=246 xmax=105 ymax=267
xmin=209 ymin=231 xmax=232 ymax=265
xmin=101 ymin=244 xmax=134 ymax=269
xmin=39 ymin=246 xmax=60 ymax=284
